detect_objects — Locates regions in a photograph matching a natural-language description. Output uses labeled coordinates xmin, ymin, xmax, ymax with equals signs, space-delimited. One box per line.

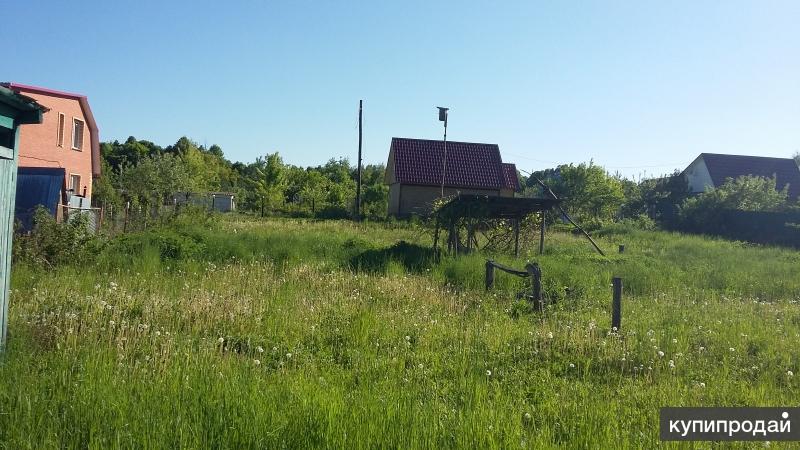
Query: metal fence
xmin=58 ymin=204 xmax=103 ymax=233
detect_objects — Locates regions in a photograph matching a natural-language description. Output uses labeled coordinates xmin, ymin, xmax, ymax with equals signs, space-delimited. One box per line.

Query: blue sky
xmin=6 ymin=1 xmax=799 ymax=178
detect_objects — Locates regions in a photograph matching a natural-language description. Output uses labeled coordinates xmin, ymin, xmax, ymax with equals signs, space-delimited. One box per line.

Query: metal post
xmin=438 ymin=107 xmax=449 ymax=197
xmin=612 ymin=277 xmax=622 ymax=330
xmin=356 ymin=100 xmax=363 ymax=218
xmin=539 ymin=210 xmax=546 ymax=255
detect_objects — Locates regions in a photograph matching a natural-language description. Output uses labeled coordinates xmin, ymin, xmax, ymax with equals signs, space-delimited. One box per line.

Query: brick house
xmin=385 ymin=137 xmax=520 ymax=217
xmin=1 ymin=83 xmax=100 ymax=211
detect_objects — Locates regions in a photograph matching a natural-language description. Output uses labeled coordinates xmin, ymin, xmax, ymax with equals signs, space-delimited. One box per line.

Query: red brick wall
xmin=15 ymin=92 xmax=94 ymax=199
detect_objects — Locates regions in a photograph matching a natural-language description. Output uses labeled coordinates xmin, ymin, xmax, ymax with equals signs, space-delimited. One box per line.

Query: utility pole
xmin=438 ymin=107 xmax=449 ymax=197
xmin=356 ymin=100 xmax=363 ymax=219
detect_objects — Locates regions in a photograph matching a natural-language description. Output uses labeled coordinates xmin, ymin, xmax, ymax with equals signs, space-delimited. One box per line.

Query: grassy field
xmin=2 ymin=216 xmax=799 ymax=448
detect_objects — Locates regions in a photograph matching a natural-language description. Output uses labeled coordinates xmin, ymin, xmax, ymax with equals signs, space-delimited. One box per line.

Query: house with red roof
xmin=384 ymin=137 xmax=520 ymax=217
xmin=682 ymin=153 xmax=800 ymax=200
xmin=1 ymin=83 xmax=100 ymax=221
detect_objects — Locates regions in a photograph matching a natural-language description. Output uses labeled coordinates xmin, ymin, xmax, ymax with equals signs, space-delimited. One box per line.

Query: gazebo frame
xmin=432 ymin=194 xmax=562 ymax=257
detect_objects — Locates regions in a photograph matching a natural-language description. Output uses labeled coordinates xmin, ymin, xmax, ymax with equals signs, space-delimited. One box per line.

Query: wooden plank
xmin=488 ymin=261 xmax=528 ymax=277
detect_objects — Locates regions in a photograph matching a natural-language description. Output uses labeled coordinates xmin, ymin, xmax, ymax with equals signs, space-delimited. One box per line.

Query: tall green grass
xmin=1 ymin=217 xmax=798 ymax=448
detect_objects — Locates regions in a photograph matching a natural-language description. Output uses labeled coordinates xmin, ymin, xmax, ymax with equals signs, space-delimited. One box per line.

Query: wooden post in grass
xmin=539 ymin=210 xmax=546 ymax=255
xmin=123 ymin=201 xmax=130 ymax=233
xmin=526 ymin=262 xmax=542 ymax=310
xmin=514 ymin=218 xmax=520 ymax=257
xmin=612 ymin=277 xmax=622 ymax=330
xmin=485 ymin=260 xmax=495 ymax=290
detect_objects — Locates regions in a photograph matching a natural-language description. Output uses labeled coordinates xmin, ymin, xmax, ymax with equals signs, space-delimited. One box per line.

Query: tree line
xmin=94 ymin=136 xmax=800 ymax=232
xmin=94 ymin=136 xmax=388 ymax=219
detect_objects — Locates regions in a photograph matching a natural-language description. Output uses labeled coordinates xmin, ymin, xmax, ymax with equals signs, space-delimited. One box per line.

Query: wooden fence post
xmin=526 ymin=262 xmax=542 ymax=310
xmin=123 ymin=201 xmax=130 ymax=233
xmin=612 ymin=277 xmax=622 ymax=330
xmin=485 ymin=260 xmax=495 ymax=290
xmin=513 ymin=219 xmax=520 ymax=257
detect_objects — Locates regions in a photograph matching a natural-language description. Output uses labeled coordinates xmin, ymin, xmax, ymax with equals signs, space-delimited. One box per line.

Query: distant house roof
xmin=696 ymin=153 xmax=800 ymax=199
xmin=388 ymin=137 xmax=519 ymax=191
xmin=1 ymin=82 xmax=101 ymax=178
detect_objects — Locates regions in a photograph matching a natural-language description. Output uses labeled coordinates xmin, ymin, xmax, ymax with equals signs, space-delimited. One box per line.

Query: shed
xmin=0 ymin=86 xmax=44 ymax=349
xmin=173 ymin=192 xmax=236 ymax=212
xmin=385 ymin=137 xmax=521 ymax=217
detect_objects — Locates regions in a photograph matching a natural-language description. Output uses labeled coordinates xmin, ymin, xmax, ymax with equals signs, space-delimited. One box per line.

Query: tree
xmin=251 ymin=152 xmax=286 ymax=216
xmin=550 ymin=162 xmax=625 ymax=222
xmin=117 ymin=153 xmax=190 ymax=209
xmin=300 ymin=170 xmax=329 ymax=214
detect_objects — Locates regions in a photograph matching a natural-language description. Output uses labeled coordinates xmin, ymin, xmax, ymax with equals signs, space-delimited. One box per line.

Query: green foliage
xmin=525 ymin=162 xmax=624 ymax=223
xmin=117 ymin=152 xmax=190 ymax=207
xmin=12 ymin=206 xmax=103 ymax=268
xmin=679 ymin=175 xmax=790 ymax=230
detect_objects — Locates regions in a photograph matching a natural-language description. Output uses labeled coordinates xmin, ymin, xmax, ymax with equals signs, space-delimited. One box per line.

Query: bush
xmin=13 ymin=207 xmax=104 ymax=268
xmin=678 ymin=175 xmax=790 ymax=234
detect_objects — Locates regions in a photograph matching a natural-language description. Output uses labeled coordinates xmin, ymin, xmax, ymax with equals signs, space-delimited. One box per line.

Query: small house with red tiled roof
xmin=385 ymin=137 xmax=520 ymax=217
xmin=683 ymin=153 xmax=800 ymax=199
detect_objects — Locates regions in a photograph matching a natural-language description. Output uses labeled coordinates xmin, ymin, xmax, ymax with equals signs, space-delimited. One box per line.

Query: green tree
xmin=679 ymin=175 xmax=790 ymax=231
xmin=300 ymin=170 xmax=329 ymax=214
xmin=551 ymin=162 xmax=625 ymax=221
xmin=251 ymin=152 xmax=286 ymax=216
xmin=118 ymin=153 xmax=190 ymax=209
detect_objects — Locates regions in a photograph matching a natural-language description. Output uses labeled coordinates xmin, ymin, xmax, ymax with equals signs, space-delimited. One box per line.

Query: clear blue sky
xmin=6 ymin=0 xmax=799 ymax=178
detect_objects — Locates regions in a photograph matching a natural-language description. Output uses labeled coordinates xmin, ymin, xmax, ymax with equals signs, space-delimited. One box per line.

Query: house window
xmin=57 ymin=113 xmax=65 ymax=147
xmin=72 ymin=118 xmax=84 ymax=150
xmin=69 ymin=174 xmax=81 ymax=195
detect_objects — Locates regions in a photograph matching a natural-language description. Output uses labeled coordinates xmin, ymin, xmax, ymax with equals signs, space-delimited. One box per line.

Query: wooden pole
xmin=356 ymin=100 xmax=362 ymax=219
xmin=533 ymin=177 xmax=605 ymax=256
xmin=514 ymin=218 xmax=520 ymax=257
xmin=526 ymin=263 xmax=542 ymax=310
xmin=123 ymin=201 xmax=130 ymax=233
xmin=539 ymin=210 xmax=546 ymax=255
xmin=612 ymin=277 xmax=622 ymax=330
xmin=433 ymin=218 xmax=440 ymax=251
xmin=485 ymin=260 xmax=495 ymax=290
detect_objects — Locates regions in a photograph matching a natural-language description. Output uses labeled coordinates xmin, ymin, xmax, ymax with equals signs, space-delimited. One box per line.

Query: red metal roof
xmin=501 ymin=163 xmax=521 ymax=191
xmin=389 ymin=137 xmax=519 ymax=191
xmin=699 ymin=153 xmax=800 ymax=199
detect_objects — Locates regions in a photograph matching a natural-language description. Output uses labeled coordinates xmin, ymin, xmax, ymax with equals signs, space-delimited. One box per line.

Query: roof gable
xmin=389 ymin=137 xmax=518 ymax=191
xmin=700 ymin=153 xmax=800 ymax=199
xmin=2 ymin=82 xmax=101 ymax=178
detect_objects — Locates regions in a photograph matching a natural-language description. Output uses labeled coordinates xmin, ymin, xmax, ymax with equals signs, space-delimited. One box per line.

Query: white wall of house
xmin=684 ymin=156 xmax=714 ymax=193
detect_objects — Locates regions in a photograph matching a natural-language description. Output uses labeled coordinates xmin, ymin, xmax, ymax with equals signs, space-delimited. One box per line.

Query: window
xmin=69 ymin=174 xmax=81 ymax=195
xmin=57 ymin=113 xmax=65 ymax=147
xmin=72 ymin=118 xmax=84 ymax=150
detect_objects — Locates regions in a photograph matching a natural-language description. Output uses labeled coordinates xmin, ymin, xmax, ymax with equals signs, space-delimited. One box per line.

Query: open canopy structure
xmin=433 ymin=194 xmax=563 ymax=256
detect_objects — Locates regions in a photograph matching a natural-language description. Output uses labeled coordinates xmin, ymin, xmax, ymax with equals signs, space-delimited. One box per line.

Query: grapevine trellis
xmin=432 ymin=194 xmax=562 ymax=256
